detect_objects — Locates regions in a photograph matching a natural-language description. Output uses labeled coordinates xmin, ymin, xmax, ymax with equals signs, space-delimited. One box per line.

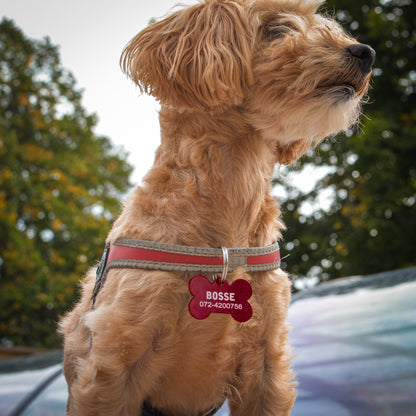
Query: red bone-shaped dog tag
xmin=188 ymin=275 xmax=253 ymax=322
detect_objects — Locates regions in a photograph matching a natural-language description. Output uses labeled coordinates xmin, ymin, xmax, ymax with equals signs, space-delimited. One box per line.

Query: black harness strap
xmin=142 ymin=401 xmax=222 ymax=416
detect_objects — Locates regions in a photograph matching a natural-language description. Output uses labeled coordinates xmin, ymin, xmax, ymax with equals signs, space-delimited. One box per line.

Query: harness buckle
xmin=91 ymin=243 xmax=110 ymax=306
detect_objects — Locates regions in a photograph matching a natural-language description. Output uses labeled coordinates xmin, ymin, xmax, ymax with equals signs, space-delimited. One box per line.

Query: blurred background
xmin=0 ymin=0 xmax=415 ymax=350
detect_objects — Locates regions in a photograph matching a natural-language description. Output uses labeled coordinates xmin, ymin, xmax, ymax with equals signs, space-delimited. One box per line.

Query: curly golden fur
xmin=60 ymin=0 xmax=374 ymax=415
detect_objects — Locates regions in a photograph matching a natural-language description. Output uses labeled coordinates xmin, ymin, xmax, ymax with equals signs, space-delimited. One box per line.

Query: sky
xmin=2 ymin=0 xmax=196 ymax=186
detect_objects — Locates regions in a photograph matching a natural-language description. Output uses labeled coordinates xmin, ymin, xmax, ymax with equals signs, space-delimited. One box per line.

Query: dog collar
xmin=92 ymin=238 xmax=281 ymax=304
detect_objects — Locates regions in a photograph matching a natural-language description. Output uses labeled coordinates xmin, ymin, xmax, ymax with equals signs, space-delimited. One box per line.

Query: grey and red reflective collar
xmin=92 ymin=238 xmax=281 ymax=305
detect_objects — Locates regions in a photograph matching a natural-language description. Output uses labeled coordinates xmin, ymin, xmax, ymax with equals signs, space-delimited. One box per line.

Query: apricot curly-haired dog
xmin=60 ymin=0 xmax=374 ymax=415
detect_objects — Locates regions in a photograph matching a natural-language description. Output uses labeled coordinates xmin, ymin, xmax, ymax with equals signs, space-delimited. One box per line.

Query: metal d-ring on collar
xmin=220 ymin=246 xmax=229 ymax=282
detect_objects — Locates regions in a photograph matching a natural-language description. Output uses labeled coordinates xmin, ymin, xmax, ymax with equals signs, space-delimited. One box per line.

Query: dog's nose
xmin=346 ymin=44 xmax=376 ymax=74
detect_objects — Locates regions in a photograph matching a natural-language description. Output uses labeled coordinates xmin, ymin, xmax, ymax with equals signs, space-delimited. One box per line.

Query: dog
xmin=60 ymin=0 xmax=374 ymax=415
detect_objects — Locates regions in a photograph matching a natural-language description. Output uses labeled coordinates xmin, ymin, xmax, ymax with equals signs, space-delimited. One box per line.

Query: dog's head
xmin=121 ymin=0 xmax=375 ymax=164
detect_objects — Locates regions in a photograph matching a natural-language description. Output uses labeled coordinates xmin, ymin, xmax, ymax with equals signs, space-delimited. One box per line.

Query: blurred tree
xmin=0 ymin=19 xmax=133 ymax=347
xmin=275 ymin=0 xmax=416 ymax=284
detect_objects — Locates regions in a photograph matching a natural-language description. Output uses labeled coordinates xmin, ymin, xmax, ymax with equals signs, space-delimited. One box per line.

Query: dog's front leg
xmin=66 ymin=303 xmax=173 ymax=416
xmin=229 ymin=329 xmax=297 ymax=416
xmin=67 ymin=341 xmax=164 ymax=416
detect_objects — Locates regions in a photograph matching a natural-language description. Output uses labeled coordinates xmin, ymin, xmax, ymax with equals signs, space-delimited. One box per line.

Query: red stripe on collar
xmin=106 ymin=244 xmax=224 ymax=267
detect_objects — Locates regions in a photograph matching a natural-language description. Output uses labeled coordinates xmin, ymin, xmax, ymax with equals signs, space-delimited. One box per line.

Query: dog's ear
xmin=120 ymin=0 xmax=254 ymax=112
xmin=275 ymin=138 xmax=313 ymax=165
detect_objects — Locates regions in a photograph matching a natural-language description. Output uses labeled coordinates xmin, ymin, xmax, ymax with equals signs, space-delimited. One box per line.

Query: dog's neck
xmin=110 ymin=107 xmax=283 ymax=249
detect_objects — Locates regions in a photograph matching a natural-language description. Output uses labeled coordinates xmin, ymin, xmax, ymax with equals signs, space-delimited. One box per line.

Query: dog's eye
xmin=264 ymin=21 xmax=298 ymax=40
xmin=264 ymin=26 xmax=286 ymax=39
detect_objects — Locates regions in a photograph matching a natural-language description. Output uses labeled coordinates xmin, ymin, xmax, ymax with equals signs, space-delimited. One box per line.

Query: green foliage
xmin=275 ymin=0 xmax=416 ymax=283
xmin=0 ymin=19 xmax=133 ymax=348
